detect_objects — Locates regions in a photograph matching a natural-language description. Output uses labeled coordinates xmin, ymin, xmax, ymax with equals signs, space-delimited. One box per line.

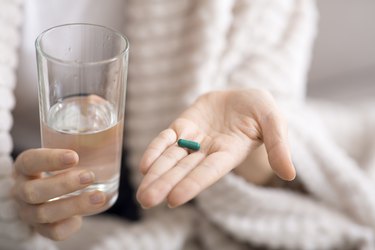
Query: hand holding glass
xmin=36 ymin=24 xmax=129 ymax=212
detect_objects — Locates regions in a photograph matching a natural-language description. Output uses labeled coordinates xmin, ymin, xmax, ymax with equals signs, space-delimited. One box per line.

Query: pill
xmin=177 ymin=139 xmax=200 ymax=151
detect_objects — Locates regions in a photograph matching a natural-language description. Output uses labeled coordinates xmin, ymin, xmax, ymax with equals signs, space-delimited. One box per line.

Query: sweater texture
xmin=1 ymin=0 xmax=375 ymax=249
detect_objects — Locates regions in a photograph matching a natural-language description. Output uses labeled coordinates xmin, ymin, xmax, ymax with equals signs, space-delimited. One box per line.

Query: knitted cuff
xmin=196 ymin=173 xmax=374 ymax=249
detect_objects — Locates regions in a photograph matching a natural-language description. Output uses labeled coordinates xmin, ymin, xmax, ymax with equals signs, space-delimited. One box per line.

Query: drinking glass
xmin=35 ymin=23 xmax=129 ymax=211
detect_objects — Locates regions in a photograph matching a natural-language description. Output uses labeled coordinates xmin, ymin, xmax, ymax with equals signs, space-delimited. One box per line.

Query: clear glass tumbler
xmin=35 ymin=23 xmax=129 ymax=211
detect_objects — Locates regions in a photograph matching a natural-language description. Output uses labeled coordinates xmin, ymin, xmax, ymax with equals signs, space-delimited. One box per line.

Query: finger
xmin=14 ymin=169 xmax=95 ymax=204
xmin=259 ymin=110 xmax=296 ymax=181
xmin=15 ymin=149 xmax=79 ymax=177
xmin=139 ymin=129 xmax=177 ymax=175
xmin=167 ymin=151 xmax=236 ymax=208
xmin=18 ymin=191 xmax=106 ymax=224
xmin=139 ymin=118 xmax=201 ymax=175
xmin=137 ymin=145 xmax=188 ymax=194
xmin=137 ymin=152 xmax=205 ymax=208
xmin=34 ymin=216 xmax=82 ymax=241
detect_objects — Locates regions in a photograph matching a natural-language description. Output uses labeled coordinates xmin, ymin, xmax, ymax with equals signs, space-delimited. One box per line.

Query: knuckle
xmin=69 ymin=196 xmax=86 ymax=214
xmin=154 ymin=180 xmax=173 ymax=195
xmin=48 ymin=226 xmax=66 ymax=241
xmin=21 ymin=182 xmax=39 ymax=204
xmin=163 ymin=149 xmax=180 ymax=162
xmin=60 ymin=172 xmax=77 ymax=191
xmin=19 ymin=151 xmax=32 ymax=174
xmin=35 ymin=205 xmax=50 ymax=223
xmin=184 ymin=176 xmax=202 ymax=192
xmin=48 ymin=217 xmax=82 ymax=241
xmin=72 ymin=199 xmax=84 ymax=214
xmin=159 ymin=129 xmax=173 ymax=141
xmin=175 ymin=162 xmax=190 ymax=170
xmin=159 ymin=129 xmax=169 ymax=138
xmin=163 ymin=150 xmax=175 ymax=160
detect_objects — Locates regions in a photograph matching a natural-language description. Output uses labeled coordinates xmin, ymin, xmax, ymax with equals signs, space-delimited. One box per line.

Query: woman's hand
xmin=137 ymin=89 xmax=295 ymax=208
xmin=13 ymin=148 xmax=107 ymax=241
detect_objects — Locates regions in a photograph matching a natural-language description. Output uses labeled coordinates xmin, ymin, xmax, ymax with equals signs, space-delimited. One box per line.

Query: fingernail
xmin=89 ymin=192 xmax=105 ymax=204
xmin=140 ymin=204 xmax=149 ymax=210
xmin=62 ymin=152 xmax=78 ymax=165
xmin=79 ymin=171 xmax=95 ymax=185
xmin=167 ymin=203 xmax=176 ymax=209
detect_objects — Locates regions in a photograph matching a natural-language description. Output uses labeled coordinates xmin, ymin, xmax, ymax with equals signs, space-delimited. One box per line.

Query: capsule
xmin=177 ymin=139 xmax=200 ymax=151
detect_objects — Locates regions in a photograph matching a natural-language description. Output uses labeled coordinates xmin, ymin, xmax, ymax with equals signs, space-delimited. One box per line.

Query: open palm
xmin=137 ymin=89 xmax=295 ymax=208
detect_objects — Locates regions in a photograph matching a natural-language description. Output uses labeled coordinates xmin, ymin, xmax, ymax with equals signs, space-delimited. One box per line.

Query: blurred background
xmin=307 ymin=0 xmax=375 ymax=102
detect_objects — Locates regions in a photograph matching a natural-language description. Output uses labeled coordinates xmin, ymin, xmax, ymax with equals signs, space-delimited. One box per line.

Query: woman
xmin=1 ymin=0 xmax=375 ymax=249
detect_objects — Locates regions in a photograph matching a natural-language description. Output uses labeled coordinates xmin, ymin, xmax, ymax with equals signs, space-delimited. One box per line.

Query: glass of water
xmin=35 ymin=23 xmax=129 ymax=212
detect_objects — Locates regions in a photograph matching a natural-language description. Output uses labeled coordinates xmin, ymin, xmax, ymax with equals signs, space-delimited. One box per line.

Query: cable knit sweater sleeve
xmin=0 ymin=0 xmax=29 ymax=243
xmin=0 ymin=0 xmax=57 ymax=249
xmin=220 ymin=0 xmax=317 ymax=100
xmin=196 ymin=1 xmax=375 ymax=249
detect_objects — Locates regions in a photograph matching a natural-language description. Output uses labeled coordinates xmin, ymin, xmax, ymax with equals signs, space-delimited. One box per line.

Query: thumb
xmin=259 ymin=110 xmax=296 ymax=181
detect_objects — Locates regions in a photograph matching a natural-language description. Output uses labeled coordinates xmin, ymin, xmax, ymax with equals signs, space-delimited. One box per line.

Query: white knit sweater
xmin=1 ymin=0 xmax=375 ymax=249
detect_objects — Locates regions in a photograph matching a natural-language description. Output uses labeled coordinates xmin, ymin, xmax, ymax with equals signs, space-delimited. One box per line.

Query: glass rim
xmin=35 ymin=23 xmax=129 ymax=66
